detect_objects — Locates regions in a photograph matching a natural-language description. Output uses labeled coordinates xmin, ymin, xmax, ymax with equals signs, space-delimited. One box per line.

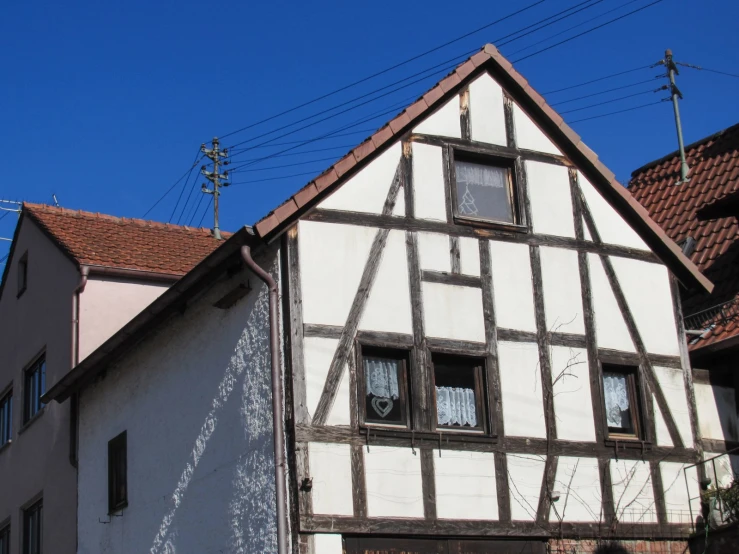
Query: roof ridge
xmin=629 ymin=121 xmax=739 ymax=180
xmin=23 ymin=202 xmax=219 ymax=235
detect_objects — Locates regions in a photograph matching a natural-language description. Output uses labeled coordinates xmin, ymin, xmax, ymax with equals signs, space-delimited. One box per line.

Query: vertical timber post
xmin=665 ymin=50 xmax=690 ymax=185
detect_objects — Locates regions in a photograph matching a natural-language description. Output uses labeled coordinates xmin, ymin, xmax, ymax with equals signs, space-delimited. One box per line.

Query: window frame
xmin=600 ymin=363 xmax=645 ymax=442
xmin=22 ymin=498 xmax=42 ymax=554
xmin=356 ymin=345 xmax=412 ymax=430
xmin=23 ymin=354 xmax=46 ymax=425
xmin=448 ymin=145 xmax=526 ymax=232
xmin=17 ymin=251 xmax=28 ymax=298
xmin=108 ymin=431 xmax=128 ymax=514
xmin=0 ymin=385 xmax=12 ymax=448
xmin=0 ymin=520 xmax=9 ymax=554
xmin=430 ymin=353 xmax=490 ymax=435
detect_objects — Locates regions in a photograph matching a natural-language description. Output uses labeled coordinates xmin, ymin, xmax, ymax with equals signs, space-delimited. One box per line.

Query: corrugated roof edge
xmin=629 ymin=121 xmax=739 ymax=180
xmin=42 ymin=225 xmax=258 ymax=403
xmin=251 ymin=43 xmax=713 ymax=294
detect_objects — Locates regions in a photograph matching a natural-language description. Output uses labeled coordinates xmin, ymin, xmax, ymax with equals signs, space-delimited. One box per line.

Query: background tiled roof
xmin=25 ymin=203 xmax=228 ymax=276
xmin=629 ymin=123 xmax=739 ymax=351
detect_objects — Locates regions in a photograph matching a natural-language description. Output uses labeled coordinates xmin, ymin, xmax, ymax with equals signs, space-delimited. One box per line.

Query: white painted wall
xmin=610 ymin=460 xmax=657 ymax=524
xmin=413 ymin=96 xmax=461 ymax=139
xmin=434 ymin=451 xmax=498 ymax=520
xmin=539 ymin=247 xmax=585 ymax=335
xmin=304 ymin=337 xmax=350 ymax=426
xmin=418 ymin=232 xmax=452 ymax=273
xmin=468 ymin=73 xmax=506 ymax=146
xmin=512 ymin=103 xmax=561 ymax=156
xmin=550 ymin=457 xmax=602 ymax=522
xmin=364 ymin=446 xmax=424 ymax=518
xmin=695 ymin=382 xmax=739 ymax=441
xmin=653 ymin=366 xmax=694 ymax=447
xmin=489 ymin=241 xmax=536 ymax=333
xmin=587 ymin=253 xmax=635 ymax=352
xmin=654 ymin=398 xmax=674 ymax=447
xmin=507 ymin=454 xmax=546 ymax=521
xmin=319 ymin=143 xmax=401 ymax=214
xmin=422 ymin=282 xmax=485 ymax=343
xmin=309 ymin=442 xmax=354 ymax=516
xmin=459 ymin=237 xmax=480 ymax=276
xmin=79 ymin=276 xmax=169 ymax=361
xmin=498 ymin=341 xmax=546 ymax=438
xmin=412 ymin=143 xmax=447 ymax=221
xmin=550 ymin=346 xmax=596 ymax=442
xmin=660 ymin=462 xmax=700 ymax=524
xmin=313 ymin=534 xmax=344 ymax=554
xmin=77 ymin=257 xmax=279 ymax=554
xmin=527 ymin=161 xmax=575 ymax=238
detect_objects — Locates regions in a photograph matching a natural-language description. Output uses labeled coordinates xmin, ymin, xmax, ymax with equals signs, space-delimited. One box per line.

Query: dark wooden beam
xmin=286 ymin=226 xmax=310 ymax=425
xmin=421 ymin=270 xmax=481 ymax=288
xmin=536 ymin=456 xmax=558 ymax=524
xmin=351 ymin=444 xmax=367 ymax=518
xmin=420 ymin=449 xmax=437 ymax=520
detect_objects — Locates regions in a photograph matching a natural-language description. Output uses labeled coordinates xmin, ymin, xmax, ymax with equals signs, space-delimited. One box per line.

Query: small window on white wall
xmin=451 ymin=151 xmax=521 ymax=228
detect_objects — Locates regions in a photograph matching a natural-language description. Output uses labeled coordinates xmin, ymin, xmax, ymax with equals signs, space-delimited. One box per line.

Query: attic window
xmin=451 ymin=151 xmax=521 ymax=228
xmin=17 ymin=252 xmax=28 ymax=297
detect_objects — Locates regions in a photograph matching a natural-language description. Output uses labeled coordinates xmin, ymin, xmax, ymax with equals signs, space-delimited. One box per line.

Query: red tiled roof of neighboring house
xmin=252 ymin=44 xmax=711 ymax=295
xmin=629 ymin=122 xmax=739 ymax=352
xmin=23 ymin=203 xmax=229 ymax=276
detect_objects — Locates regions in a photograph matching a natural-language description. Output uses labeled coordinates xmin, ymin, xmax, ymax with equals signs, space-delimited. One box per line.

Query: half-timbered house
xmin=43 ymin=44 xmax=714 ymax=554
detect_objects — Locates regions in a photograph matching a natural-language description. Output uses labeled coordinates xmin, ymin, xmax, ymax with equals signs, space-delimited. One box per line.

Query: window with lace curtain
xmin=602 ymin=364 xmax=642 ymax=440
xmin=359 ymin=347 xmax=410 ymax=428
xmin=432 ymin=355 xmax=486 ymax=433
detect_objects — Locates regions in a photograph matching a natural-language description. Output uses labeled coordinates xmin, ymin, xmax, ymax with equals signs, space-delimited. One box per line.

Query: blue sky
xmin=1 ymin=0 xmax=738 ymax=259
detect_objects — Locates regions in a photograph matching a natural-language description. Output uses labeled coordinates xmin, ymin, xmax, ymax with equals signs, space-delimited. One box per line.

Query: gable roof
xmin=23 ymin=203 xmax=229 ymax=276
xmin=629 ymin=122 xmax=739 ymax=352
xmin=252 ymin=44 xmax=712 ymax=294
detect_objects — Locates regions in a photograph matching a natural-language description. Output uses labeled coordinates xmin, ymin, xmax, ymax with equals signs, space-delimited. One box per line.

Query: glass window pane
xmin=434 ymin=361 xmax=480 ymax=429
xmin=603 ymin=372 xmax=633 ymax=432
xmin=455 ymin=160 xmax=513 ymax=224
xmin=364 ymin=356 xmax=404 ymax=425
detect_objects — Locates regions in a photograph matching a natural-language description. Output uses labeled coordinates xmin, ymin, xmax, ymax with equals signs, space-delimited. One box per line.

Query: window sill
xmin=0 ymin=439 xmax=11 ymax=455
xmin=360 ymin=425 xmax=497 ymax=445
xmin=108 ymin=502 xmax=128 ymax=516
xmin=18 ymin=407 xmax=46 ymax=435
xmin=604 ymin=437 xmax=652 ymax=450
xmin=453 ymin=216 xmax=528 ymax=234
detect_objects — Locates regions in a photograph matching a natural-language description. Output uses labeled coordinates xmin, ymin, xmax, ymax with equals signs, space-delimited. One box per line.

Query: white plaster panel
xmin=489 ymin=241 xmax=536 ymax=332
xmin=498 ymin=341 xmax=547 ymax=438
xmin=434 ymin=451 xmax=498 ymax=520
xmin=539 ymin=247 xmax=585 ymax=334
xmin=579 ymin=172 xmax=649 ymax=251
xmin=612 ymin=258 xmax=680 ymax=356
xmin=695 ymin=383 xmax=739 ymax=441
xmin=660 ymin=462 xmax=700 ymax=524
xmin=314 ymin=534 xmax=344 ymax=554
xmin=468 ymin=73 xmax=506 ymax=146
xmin=309 ymin=442 xmax=354 ymax=516
xmin=654 ymin=396 xmax=674 ymax=447
xmin=304 ymin=337 xmax=343 ymax=423
xmin=550 ymin=457 xmax=602 ymax=522
xmin=550 ymin=346 xmax=595 ymax=442
xmin=319 ymin=142 xmax=402 ymax=214
xmin=587 ymin=253 xmax=635 ymax=352
xmin=413 ymin=95 xmax=461 ymax=138
xmin=422 ymin=282 xmax=485 ymax=343
xmin=299 ymin=220 xmax=376 ymax=326
xmin=412 ymin=143 xmax=448 ymax=221
xmin=654 ymin=366 xmax=694 ymax=447
xmin=392 ymin=189 xmax=406 ymax=216
xmin=610 ymin=460 xmax=657 ymax=523
xmin=364 ymin=446 xmax=424 ymax=518
xmin=459 ymin=237 xmax=481 ymax=276
xmin=513 ymin=103 xmax=562 ymax=156
xmin=359 ymin=230 xmax=413 ymax=335
xmin=582 ymin=219 xmax=592 ymax=241
xmin=705 ymin=452 xmax=739 ymax=489
xmin=418 ymin=232 xmax=452 ymax=273
xmin=526 ymin=161 xmax=576 ymax=238
xmin=507 ymin=454 xmax=546 ymax=521
xmin=328 ymin=366 xmax=351 ymax=426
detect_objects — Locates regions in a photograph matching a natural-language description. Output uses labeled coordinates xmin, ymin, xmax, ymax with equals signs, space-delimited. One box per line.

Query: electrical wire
xmin=230 ymin=170 xmax=325 ymax=186
xmin=229 ymin=155 xmax=342 ymax=174
xmin=197 ymin=197 xmax=213 ymax=228
xmin=542 ymin=64 xmax=655 ymax=94
xmin=569 ymin=98 xmax=668 ymax=123
xmin=217 ymin=0 xmax=546 ymax=141
xmin=170 ymin=149 xmax=202 ymax=224
xmin=677 ymin=62 xmax=739 ymax=80
xmin=227 ymin=129 xmax=377 ymax=154
xmin=512 ymin=0 xmax=665 ymax=63
xmin=550 ymin=77 xmax=660 ymax=105
xmin=186 ymin=192 xmax=206 ymax=227
xmin=558 ymin=87 xmax=665 ymax=114
xmin=142 ymin=152 xmax=204 ymax=218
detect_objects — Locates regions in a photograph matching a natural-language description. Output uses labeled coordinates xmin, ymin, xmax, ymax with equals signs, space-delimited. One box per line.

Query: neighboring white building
xmin=44 ymin=45 xmax=715 ymax=554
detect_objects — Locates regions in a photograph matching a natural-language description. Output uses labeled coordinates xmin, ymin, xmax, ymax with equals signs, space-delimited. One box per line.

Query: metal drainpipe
xmin=69 ymin=265 xmax=89 ymax=467
xmin=239 ymin=245 xmax=288 ymax=554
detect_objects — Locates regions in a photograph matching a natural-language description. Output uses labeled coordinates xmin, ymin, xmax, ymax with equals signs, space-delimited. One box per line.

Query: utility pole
xmin=200 ymin=137 xmax=229 ymax=240
xmin=663 ymin=49 xmax=690 ymax=185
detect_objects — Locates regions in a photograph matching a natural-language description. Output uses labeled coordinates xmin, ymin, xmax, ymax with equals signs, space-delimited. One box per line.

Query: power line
xmin=169 ymin=149 xmax=202 ymax=223
xmin=551 ymin=77 xmax=660 ymax=105
xmin=227 ymin=129 xmax=377 ymax=154
xmin=230 ymin=170 xmax=324 ymax=186
xmin=197 ymin=197 xmax=213 ymax=228
xmin=512 ymin=0 xmax=665 ymax=63
xmin=217 ymin=0 xmax=546 ymax=141
xmin=569 ymin=98 xmax=668 ymax=123
xmin=229 ymin=156 xmax=342 ymax=174
xmin=142 ymin=153 xmax=204 ymax=218
xmin=558 ymin=87 xmax=665 ymax=114
xmin=542 ymin=64 xmax=655 ymax=94
xmin=676 ymin=62 xmax=739 ymax=80
xmin=186 ymin=192 xmax=206 ymax=228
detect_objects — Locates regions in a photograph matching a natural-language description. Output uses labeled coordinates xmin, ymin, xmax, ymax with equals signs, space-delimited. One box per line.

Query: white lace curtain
xmin=436 ymin=386 xmax=477 ymax=427
xmin=365 ymin=358 xmax=400 ymax=399
xmin=603 ymin=374 xmax=630 ymax=428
